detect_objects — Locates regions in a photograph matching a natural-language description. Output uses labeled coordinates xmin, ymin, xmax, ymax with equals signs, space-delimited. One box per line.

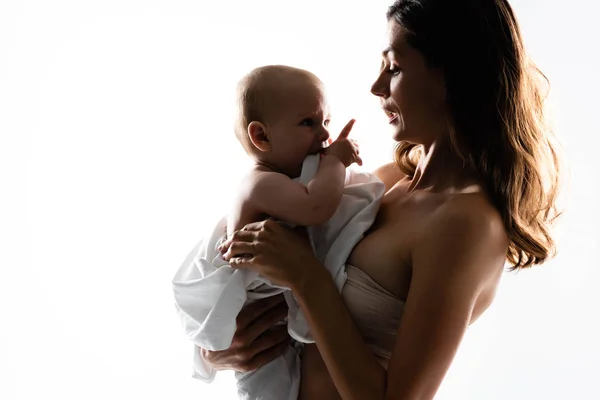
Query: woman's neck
xmin=407 ymin=139 xmax=482 ymax=194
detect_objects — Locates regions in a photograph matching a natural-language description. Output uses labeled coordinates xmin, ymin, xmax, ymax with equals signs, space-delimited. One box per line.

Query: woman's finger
xmin=229 ymin=255 xmax=256 ymax=267
xmin=234 ymin=298 xmax=288 ymax=347
xmin=240 ymin=337 xmax=292 ymax=373
xmin=235 ymin=294 xmax=287 ymax=334
xmin=240 ymin=220 xmax=270 ymax=231
xmin=242 ymin=324 xmax=289 ymax=362
xmin=222 ymin=242 xmax=256 ymax=261
xmin=219 ymin=230 xmax=256 ymax=252
xmin=199 ymin=346 xmax=232 ymax=372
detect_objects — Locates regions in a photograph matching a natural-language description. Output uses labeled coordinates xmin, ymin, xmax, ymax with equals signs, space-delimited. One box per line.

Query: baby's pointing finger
xmin=336 ymin=119 xmax=356 ymax=140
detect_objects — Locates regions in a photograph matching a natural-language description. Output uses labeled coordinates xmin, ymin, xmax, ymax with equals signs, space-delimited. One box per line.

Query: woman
xmin=204 ymin=0 xmax=562 ymax=398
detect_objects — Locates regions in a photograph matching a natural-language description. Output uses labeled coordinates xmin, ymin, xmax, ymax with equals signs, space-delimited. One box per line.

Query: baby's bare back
xmin=226 ymin=169 xmax=269 ymax=237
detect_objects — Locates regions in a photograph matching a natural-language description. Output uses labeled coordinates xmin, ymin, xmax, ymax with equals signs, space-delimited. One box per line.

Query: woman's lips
xmin=384 ymin=109 xmax=398 ymax=123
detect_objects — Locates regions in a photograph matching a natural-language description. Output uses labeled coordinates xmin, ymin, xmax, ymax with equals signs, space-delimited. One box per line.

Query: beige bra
xmin=341 ymin=264 xmax=406 ymax=360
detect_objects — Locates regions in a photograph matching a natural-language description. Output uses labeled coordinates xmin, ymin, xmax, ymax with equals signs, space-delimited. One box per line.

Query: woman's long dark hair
xmin=387 ymin=0 xmax=562 ymax=269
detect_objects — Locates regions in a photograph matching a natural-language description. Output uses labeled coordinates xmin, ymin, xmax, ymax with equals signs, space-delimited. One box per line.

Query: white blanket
xmin=173 ymin=154 xmax=384 ymax=389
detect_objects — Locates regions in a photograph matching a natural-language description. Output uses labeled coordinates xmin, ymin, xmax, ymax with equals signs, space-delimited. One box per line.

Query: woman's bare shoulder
xmin=420 ymin=191 xmax=509 ymax=275
xmin=372 ymin=162 xmax=406 ymax=191
xmin=434 ymin=192 xmax=506 ymax=241
xmin=444 ymin=192 xmax=505 ymax=232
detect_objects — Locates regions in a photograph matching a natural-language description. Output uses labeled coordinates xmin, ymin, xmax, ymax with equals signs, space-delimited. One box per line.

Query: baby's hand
xmin=323 ymin=119 xmax=362 ymax=167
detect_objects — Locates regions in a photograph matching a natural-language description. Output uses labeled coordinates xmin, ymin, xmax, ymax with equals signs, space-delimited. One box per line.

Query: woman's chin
xmin=391 ymin=126 xmax=422 ymax=144
xmin=391 ymin=128 xmax=407 ymax=142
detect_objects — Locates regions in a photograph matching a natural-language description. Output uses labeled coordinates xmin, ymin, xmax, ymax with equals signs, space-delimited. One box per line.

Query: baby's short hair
xmin=233 ymin=65 xmax=321 ymax=156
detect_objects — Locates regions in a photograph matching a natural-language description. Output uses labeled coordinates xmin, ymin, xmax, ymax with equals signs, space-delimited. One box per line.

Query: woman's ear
xmin=247 ymin=121 xmax=272 ymax=152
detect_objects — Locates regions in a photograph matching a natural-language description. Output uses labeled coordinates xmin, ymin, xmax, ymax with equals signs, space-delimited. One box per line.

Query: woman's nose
xmin=371 ymin=75 xmax=388 ymax=98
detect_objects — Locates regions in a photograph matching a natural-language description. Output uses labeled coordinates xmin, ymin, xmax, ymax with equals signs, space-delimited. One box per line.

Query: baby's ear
xmin=247 ymin=121 xmax=271 ymax=152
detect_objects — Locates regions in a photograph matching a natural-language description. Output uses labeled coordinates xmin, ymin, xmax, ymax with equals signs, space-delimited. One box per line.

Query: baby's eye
xmin=324 ymin=119 xmax=330 ymax=127
xmin=300 ymin=118 xmax=314 ymax=126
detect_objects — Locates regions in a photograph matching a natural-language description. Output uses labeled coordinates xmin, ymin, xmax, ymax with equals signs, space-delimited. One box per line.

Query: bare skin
xmin=207 ymin=20 xmax=510 ymax=400
xmin=228 ymin=120 xmax=359 ymax=236
xmin=202 ymin=159 xmax=506 ymax=399
xmin=199 ymin=294 xmax=290 ymax=374
xmin=298 ymin=162 xmax=506 ymax=399
xmin=228 ymin=67 xmax=360 ymax=237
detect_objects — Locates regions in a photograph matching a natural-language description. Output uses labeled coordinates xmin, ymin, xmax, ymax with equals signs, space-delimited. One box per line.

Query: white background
xmin=3 ymin=0 xmax=599 ymax=399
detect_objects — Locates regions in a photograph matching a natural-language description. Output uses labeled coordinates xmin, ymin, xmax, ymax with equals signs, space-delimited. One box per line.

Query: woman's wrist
xmin=291 ymin=259 xmax=330 ymax=298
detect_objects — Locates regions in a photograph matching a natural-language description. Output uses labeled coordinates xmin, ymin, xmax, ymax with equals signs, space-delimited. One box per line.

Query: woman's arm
xmin=292 ymin=202 xmax=507 ymax=400
xmin=383 ymin=203 xmax=507 ymax=399
xmin=220 ymin=221 xmax=387 ymax=398
xmin=220 ymin=204 xmax=507 ymax=399
xmin=200 ymin=294 xmax=291 ymax=373
xmin=293 ymin=267 xmax=387 ymax=400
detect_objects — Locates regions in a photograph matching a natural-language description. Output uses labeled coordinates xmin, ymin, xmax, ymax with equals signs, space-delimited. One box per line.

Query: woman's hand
xmin=218 ymin=220 xmax=321 ymax=290
xmin=200 ymin=294 xmax=290 ymax=373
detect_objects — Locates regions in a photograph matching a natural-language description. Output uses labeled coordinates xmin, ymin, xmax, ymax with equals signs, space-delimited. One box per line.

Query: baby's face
xmin=266 ymin=84 xmax=332 ymax=177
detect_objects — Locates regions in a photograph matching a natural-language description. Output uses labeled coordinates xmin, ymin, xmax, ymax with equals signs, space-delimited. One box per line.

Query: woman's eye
xmin=387 ymin=66 xmax=401 ymax=76
xmin=300 ymin=118 xmax=314 ymax=126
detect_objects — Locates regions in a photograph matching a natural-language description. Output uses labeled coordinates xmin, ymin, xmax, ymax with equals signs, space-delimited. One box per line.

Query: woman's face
xmin=371 ymin=20 xmax=447 ymax=146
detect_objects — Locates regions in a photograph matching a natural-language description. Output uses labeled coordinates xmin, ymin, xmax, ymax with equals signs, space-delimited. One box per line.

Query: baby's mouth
xmin=309 ymin=142 xmax=329 ymax=155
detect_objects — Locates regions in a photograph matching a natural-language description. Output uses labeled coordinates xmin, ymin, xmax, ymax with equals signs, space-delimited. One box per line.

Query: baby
xmin=173 ymin=65 xmax=384 ymax=400
xmin=228 ymin=65 xmax=361 ymax=244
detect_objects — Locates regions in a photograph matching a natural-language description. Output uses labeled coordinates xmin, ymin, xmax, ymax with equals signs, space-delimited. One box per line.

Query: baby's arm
xmin=249 ymin=154 xmax=346 ymax=226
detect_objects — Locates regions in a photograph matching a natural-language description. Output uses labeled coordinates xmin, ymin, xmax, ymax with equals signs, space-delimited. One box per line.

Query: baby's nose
xmin=319 ymin=128 xmax=330 ymax=142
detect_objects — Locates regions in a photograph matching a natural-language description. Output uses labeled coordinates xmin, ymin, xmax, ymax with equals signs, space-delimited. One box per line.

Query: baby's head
xmin=234 ymin=65 xmax=332 ymax=177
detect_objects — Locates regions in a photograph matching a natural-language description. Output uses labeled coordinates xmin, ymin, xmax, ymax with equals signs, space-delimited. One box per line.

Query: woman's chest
xmin=347 ymin=188 xmax=445 ymax=300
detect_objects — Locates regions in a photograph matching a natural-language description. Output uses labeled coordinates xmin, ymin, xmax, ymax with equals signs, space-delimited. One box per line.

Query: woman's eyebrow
xmin=382 ymin=43 xmax=404 ymax=59
xmin=382 ymin=46 xmax=393 ymax=56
